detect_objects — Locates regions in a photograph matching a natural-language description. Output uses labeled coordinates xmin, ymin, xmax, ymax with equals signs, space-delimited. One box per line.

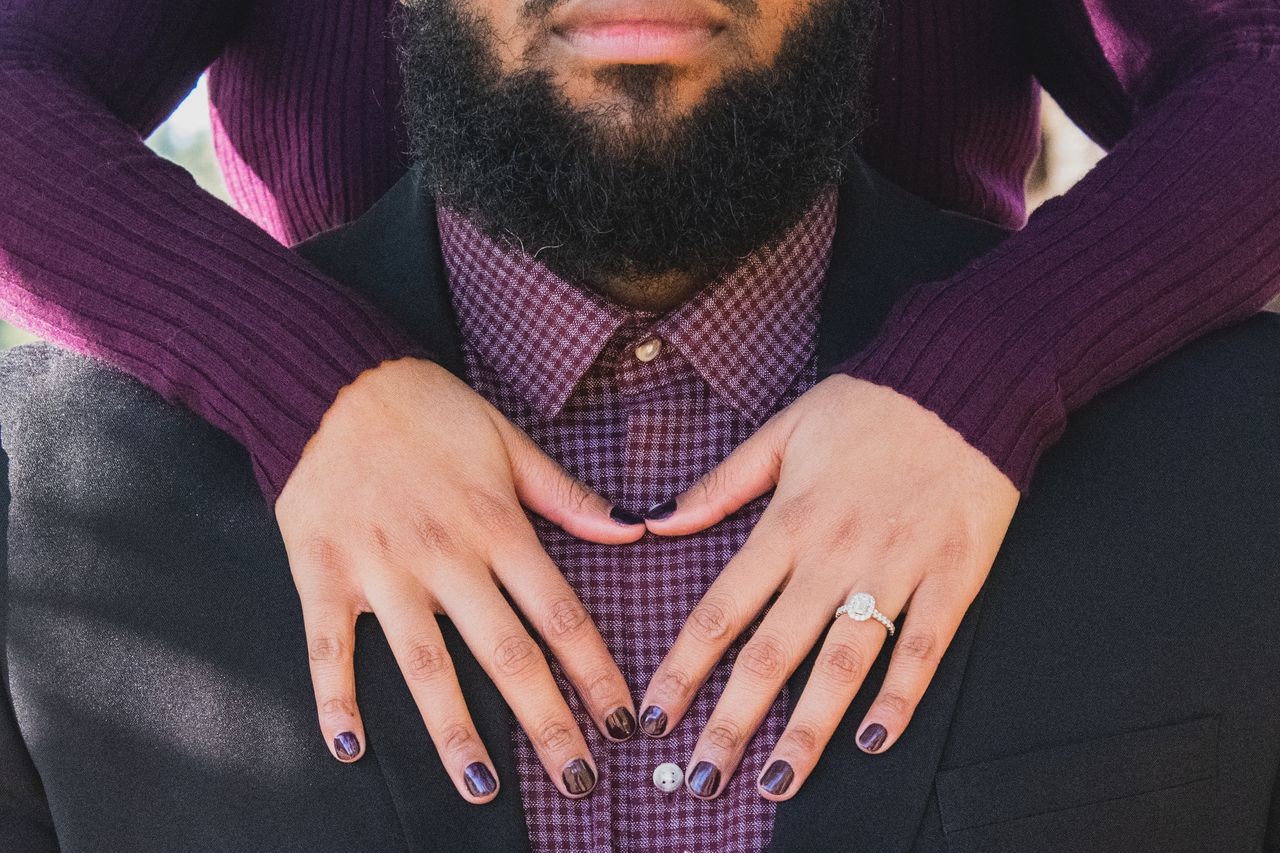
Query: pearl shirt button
xmin=634 ymin=338 xmax=663 ymax=363
xmin=653 ymin=762 xmax=683 ymax=793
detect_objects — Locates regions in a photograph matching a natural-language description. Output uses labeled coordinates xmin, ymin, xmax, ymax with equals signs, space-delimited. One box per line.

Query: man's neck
xmin=588 ymin=269 xmax=708 ymax=313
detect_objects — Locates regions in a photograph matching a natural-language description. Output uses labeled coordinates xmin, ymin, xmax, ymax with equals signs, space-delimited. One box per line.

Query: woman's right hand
xmin=275 ymin=357 xmax=646 ymax=803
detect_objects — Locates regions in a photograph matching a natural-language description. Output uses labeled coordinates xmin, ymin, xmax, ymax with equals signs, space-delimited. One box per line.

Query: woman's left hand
xmin=640 ymin=375 xmax=1020 ymax=800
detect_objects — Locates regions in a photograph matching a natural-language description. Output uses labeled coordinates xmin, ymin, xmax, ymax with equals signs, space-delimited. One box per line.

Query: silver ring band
xmin=835 ymin=592 xmax=895 ymax=636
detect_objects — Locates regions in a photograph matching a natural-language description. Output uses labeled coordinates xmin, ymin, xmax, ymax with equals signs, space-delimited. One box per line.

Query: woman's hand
xmin=276 ymin=358 xmax=646 ymax=803
xmin=639 ymin=375 xmax=1019 ymax=800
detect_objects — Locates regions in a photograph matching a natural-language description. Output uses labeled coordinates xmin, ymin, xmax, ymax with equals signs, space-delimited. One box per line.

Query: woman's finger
xmin=638 ymin=526 xmax=791 ymax=738
xmin=298 ymin=591 xmax=366 ymax=764
xmin=853 ymin=580 xmax=967 ymax=756
xmin=682 ymin=577 xmax=842 ymax=800
xmin=756 ymin=586 xmax=906 ymax=801
xmin=493 ymin=534 xmax=636 ymax=741
xmin=641 ymin=417 xmax=788 ymax=535
xmin=365 ymin=580 xmax=502 ymax=804
xmin=498 ymin=418 xmax=647 ymax=545
xmin=436 ymin=577 xmax=599 ymax=799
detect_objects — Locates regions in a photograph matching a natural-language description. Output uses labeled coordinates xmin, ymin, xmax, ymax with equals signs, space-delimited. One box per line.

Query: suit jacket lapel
xmin=298 ymin=158 xmax=1008 ymax=853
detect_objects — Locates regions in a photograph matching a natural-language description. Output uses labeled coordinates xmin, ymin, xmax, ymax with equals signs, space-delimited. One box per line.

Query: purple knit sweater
xmin=1 ymin=1 xmax=1278 ymax=500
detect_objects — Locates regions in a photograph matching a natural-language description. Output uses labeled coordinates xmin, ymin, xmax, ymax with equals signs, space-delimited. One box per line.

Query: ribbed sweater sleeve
xmin=0 ymin=0 xmax=425 ymax=502
xmin=838 ymin=2 xmax=1280 ymax=492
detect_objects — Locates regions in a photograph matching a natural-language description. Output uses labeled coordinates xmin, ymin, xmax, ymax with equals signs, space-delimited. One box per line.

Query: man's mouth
xmin=550 ymin=0 xmax=730 ymax=63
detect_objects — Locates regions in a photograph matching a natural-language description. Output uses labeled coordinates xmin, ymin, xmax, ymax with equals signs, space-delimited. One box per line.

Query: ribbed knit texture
xmin=1 ymin=0 xmax=1279 ymax=499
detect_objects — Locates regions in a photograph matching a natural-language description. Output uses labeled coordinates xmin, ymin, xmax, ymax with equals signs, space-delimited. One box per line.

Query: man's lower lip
xmin=557 ymin=23 xmax=722 ymax=62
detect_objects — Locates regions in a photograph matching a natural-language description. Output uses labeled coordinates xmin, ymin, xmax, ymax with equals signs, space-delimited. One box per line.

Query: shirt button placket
xmin=620 ymin=325 xmax=679 ymax=833
xmin=615 ymin=324 xmax=667 ymax=842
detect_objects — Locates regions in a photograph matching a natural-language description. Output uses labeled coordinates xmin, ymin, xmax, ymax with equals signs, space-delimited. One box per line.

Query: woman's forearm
xmin=839 ymin=11 xmax=1280 ymax=491
xmin=0 ymin=1 xmax=425 ymax=501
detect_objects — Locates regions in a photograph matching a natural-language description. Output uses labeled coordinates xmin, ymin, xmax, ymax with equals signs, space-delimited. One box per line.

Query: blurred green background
xmin=0 ymin=80 xmax=1109 ymax=349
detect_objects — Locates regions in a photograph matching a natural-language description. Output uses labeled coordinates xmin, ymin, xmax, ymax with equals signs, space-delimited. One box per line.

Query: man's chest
xmin=461 ymin=330 xmax=816 ymax=853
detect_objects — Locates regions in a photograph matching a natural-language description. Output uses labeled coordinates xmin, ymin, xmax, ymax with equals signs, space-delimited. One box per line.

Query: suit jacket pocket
xmin=936 ymin=715 xmax=1219 ymax=853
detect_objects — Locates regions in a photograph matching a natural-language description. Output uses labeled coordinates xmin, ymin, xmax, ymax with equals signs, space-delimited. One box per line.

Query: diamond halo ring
xmin=835 ymin=592 xmax=895 ymax=636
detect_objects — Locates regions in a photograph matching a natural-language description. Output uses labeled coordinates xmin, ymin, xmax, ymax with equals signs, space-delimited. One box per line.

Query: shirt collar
xmin=440 ymin=189 xmax=837 ymax=423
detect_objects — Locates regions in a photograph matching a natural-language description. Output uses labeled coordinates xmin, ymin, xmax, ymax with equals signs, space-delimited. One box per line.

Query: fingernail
xmin=605 ymin=707 xmax=637 ymax=740
xmin=333 ymin=731 xmax=361 ymax=761
xmin=639 ymin=705 xmax=668 ymax=737
xmin=858 ymin=723 xmax=888 ymax=752
xmin=610 ymin=506 xmax=645 ymax=526
xmin=687 ymin=761 xmax=721 ymax=799
xmin=760 ymin=760 xmax=794 ymax=796
xmin=562 ymin=758 xmax=597 ymax=796
xmin=645 ymin=498 xmax=677 ymax=521
xmin=464 ymin=762 xmax=497 ymax=797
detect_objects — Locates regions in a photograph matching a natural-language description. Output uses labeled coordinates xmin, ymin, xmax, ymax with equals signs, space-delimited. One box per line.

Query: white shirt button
xmin=634 ymin=338 xmax=663 ymax=363
xmin=653 ymin=762 xmax=683 ymax=793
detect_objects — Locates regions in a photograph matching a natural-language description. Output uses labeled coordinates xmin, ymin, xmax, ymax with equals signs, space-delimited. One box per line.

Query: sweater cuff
xmin=244 ymin=330 xmax=430 ymax=506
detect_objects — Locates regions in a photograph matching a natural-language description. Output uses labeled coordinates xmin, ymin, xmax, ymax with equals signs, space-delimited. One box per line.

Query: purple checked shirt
xmin=438 ymin=190 xmax=837 ymax=852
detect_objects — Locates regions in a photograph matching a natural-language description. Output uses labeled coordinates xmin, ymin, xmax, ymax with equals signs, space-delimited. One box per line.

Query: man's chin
xmin=403 ymin=0 xmax=876 ymax=296
xmin=556 ymin=63 xmax=711 ymax=130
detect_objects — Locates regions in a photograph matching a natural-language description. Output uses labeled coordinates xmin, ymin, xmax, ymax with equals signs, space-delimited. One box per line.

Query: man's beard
xmin=400 ymin=0 xmax=878 ymax=290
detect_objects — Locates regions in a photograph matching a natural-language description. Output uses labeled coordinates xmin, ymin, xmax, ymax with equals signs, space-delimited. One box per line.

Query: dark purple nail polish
xmin=333 ymin=731 xmax=360 ymax=761
xmin=464 ymin=762 xmax=497 ymax=797
xmin=605 ymin=707 xmax=637 ymax=740
xmin=645 ymin=498 xmax=677 ymax=521
xmin=610 ymin=506 xmax=645 ymax=526
xmin=639 ymin=705 xmax=668 ymax=737
xmin=760 ymin=760 xmax=794 ymax=796
xmin=562 ymin=759 xmax=597 ymax=796
xmin=687 ymin=761 xmax=721 ymax=799
xmin=859 ymin=723 xmax=888 ymax=752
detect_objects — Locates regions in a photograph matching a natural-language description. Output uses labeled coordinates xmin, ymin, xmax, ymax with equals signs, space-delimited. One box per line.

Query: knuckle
xmin=818 ymin=641 xmax=866 ymax=685
xmin=688 ymin=594 xmax=737 ymax=644
xmin=309 ymin=635 xmax=346 ymax=664
xmin=411 ymin=507 xmax=459 ymax=557
xmin=781 ymin=721 xmax=820 ymax=754
xmin=493 ymin=634 xmax=542 ymax=679
xmin=439 ymin=722 xmax=475 ymax=756
xmin=773 ymin=493 xmax=815 ymax=540
xmin=655 ymin=666 xmax=694 ymax=700
xmin=580 ymin=667 xmax=620 ymax=704
xmin=704 ymin=719 xmax=745 ymax=753
xmin=875 ymin=691 xmax=914 ymax=719
xmin=823 ymin=510 xmax=863 ymax=552
xmin=304 ymin=536 xmax=348 ymax=580
xmin=541 ymin=595 xmax=590 ymax=640
xmin=738 ymin=632 xmax=789 ymax=683
xmin=369 ymin=524 xmax=394 ymax=559
xmin=320 ymin=696 xmax=355 ymax=718
xmin=406 ymin=639 xmax=451 ymax=681
xmin=876 ymin=517 xmax=912 ymax=556
xmin=938 ymin=528 xmax=972 ymax=572
xmin=535 ymin=717 xmax=575 ymax=753
xmin=896 ymin=630 xmax=938 ymax=664
xmin=467 ymin=489 xmax=520 ymax=529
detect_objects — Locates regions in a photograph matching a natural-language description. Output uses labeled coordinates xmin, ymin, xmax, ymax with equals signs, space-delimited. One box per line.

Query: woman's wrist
xmin=834 ymin=336 xmax=1062 ymax=494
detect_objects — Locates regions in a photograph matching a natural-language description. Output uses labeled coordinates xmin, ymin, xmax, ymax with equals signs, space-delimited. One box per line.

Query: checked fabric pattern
xmin=439 ymin=189 xmax=836 ymax=853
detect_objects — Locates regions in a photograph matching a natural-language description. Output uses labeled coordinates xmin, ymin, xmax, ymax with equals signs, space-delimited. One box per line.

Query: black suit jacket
xmin=3 ymin=160 xmax=1280 ymax=852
